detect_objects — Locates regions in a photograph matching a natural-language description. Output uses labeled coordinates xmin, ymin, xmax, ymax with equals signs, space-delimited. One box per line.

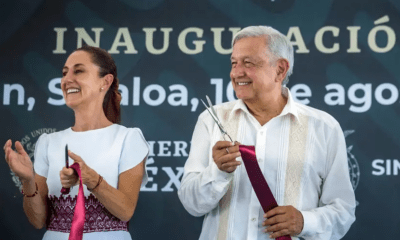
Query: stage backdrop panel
xmin=1 ymin=0 xmax=399 ymax=239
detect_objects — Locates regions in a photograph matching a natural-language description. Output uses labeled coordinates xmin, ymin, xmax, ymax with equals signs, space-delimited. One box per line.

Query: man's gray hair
xmin=232 ymin=26 xmax=294 ymax=86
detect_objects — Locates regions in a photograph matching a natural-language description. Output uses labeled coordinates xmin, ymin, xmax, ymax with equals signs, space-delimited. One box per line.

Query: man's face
xmin=230 ymin=36 xmax=279 ymax=103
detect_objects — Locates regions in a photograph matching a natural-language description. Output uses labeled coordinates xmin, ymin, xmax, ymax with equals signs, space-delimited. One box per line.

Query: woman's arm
xmin=22 ymin=174 xmax=48 ymax=228
xmin=91 ymin=160 xmax=145 ymax=221
xmin=4 ymin=140 xmax=48 ymax=229
xmin=67 ymin=150 xmax=145 ymax=222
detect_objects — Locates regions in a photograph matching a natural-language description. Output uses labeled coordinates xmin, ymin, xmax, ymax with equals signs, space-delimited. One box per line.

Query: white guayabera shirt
xmin=178 ymin=88 xmax=356 ymax=240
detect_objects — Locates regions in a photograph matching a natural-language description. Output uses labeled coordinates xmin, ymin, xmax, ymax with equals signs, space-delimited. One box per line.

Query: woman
xmin=3 ymin=46 xmax=149 ymax=239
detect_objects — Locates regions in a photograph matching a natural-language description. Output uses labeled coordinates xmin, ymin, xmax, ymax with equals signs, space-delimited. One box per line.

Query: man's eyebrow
xmin=231 ymin=56 xmax=253 ymax=61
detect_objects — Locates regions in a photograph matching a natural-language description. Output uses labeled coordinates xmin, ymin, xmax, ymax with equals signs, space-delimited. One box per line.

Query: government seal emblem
xmin=344 ymin=129 xmax=360 ymax=205
xmin=10 ymin=128 xmax=57 ymax=191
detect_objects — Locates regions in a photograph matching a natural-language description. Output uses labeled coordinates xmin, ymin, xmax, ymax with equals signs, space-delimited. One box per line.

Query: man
xmin=178 ymin=26 xmax=356 ymax=240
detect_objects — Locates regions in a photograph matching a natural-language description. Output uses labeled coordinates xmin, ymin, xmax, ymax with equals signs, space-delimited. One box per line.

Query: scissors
xmin=65 ymin=144 xmax=69 ymax=168
xmin=201 ymin=95 xmax=234 ymax=143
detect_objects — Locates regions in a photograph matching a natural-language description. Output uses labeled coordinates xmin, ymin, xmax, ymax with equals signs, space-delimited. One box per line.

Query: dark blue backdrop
xmin=1 ymin=0 xmax=399 ymax=239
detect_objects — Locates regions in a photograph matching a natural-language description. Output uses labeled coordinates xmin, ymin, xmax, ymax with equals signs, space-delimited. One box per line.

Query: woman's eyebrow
xmin=73 ymin=63 xmax=84 ymax=68
xmin=63 ymin=63 xmax=85 ymax=70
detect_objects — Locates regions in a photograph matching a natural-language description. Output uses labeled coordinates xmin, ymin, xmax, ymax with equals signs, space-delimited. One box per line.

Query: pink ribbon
xmin=239 ymin=145 xmax=291 ymax=240
xmin=61 ymin=162 xmax=85 ymax=240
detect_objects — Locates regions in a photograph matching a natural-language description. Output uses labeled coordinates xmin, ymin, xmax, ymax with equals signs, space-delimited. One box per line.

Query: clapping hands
xmin=4 ymin=140 xmax=35 ymax=183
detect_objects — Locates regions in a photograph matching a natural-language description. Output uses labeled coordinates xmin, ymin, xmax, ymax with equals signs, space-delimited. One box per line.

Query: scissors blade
xmin=200 ymin=98 xmax=209 ymax=110
xmin=205 ymin=95 xmax=229 ymax=134
xmin=201 ymin=97 xmax=234 ymax=143
xmin=205 ymin=95 xmax=219 ymax=121
xmin=201 ymin=99 xmax=218 ymax=122
xmin=65 ymin=144 xmax=69 ymax=168
xmin=201 ymin=99 xmax=224 ymax=127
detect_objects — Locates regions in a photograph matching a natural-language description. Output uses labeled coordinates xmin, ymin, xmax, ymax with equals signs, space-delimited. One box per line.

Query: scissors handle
xmin=222 ymin=133 xmax=233 ymax=142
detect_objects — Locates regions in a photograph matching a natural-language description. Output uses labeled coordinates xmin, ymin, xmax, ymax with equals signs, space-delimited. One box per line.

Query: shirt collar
xmin=231 ymin=87 xmax=301 ymax=123
xmin=280 ymin=87 xmax=300 ymax=122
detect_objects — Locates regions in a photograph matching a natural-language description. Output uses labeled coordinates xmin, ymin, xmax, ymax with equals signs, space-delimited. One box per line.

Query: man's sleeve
xmin=178 ymin=112 xmax=234 ymax=217
xmin=298 ymin=122 xmax=356 ymax=239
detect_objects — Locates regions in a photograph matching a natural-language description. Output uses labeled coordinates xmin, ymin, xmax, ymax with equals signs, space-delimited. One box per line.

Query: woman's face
xmin=61 ymin=51 xmax=105 ymax=110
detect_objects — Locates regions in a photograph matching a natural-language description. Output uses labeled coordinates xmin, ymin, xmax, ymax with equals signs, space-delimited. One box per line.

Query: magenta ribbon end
xmin=239 ymin=145 xmax=291 ymax=240
xmin=60 ymin=162 xmax=85 ymax=240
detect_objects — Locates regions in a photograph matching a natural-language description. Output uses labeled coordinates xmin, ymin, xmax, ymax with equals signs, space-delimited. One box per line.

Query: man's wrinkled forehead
xmin=231 ymin=38 xmax=268 ymax=60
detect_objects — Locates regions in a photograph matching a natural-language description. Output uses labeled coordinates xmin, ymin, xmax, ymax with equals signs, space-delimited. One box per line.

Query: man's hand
xmin=263 ymin=205 xmax=304 ymax=238
xmin=212 ymin=141 xmax=241 ymax=173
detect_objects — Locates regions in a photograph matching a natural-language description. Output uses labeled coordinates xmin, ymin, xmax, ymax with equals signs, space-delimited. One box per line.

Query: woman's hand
xmin=60 ymin=167 xmax=78 ymax=188
xmin=68 ymin=150 xmax=99 ymax=189
xmin=4 ymin=140 xmax=35 ymax=183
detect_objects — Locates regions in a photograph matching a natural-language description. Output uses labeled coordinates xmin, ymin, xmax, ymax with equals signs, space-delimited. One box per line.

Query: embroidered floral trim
xmin=217 ymin=104 xmax=241 ymax=240
xmin=284 ymin=114 xmax=308 ymax=207
xmin=47 ymin=194 xmax=128 ymax=233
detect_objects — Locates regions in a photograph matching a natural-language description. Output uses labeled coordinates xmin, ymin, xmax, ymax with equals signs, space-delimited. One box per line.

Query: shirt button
xmin=251 ymin=218 xmax=256 ymax=222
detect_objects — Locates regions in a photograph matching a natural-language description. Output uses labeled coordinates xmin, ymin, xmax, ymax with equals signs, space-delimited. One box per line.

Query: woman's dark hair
xmin=75 ymin=45 xmax=121 ymax=123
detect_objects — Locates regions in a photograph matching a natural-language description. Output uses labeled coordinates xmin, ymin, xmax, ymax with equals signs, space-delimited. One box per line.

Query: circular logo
xmin=10 ymin=128 xmax=57 ymax=191
xmin=344 ymin=129 xmax=360 ymax=206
